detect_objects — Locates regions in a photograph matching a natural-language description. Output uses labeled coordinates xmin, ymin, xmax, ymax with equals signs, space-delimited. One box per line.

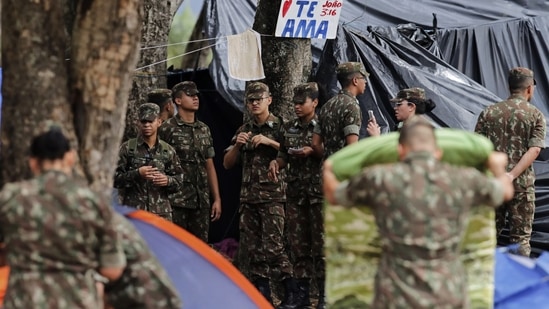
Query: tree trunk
xmin=124 ymin=0 xmax=182 ymax=141
xmin=1 ymin=0 xmax=143 ymax=199
xmin=1 ymin=0 xmax=73 ymax=184
xmin=253 ymin=0 xmax=312 ymax=122
xmin=71 ymin=0 xmax=143 ymax=195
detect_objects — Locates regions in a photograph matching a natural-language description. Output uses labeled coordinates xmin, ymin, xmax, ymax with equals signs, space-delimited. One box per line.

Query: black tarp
xmin=196 ymin=0 xmax=549 ymax=253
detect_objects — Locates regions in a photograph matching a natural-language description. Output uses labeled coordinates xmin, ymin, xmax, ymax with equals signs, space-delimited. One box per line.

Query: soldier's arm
xmin=165 ymin=151 xmax=184 ymax=192
xmin=473 ymin=111 xmax=486 ymax=135
xmin=223 ymin=129 xmax=247 ymax=169
xmin=311 ymin=133 xmax=324 ymax=159
xmin=206 ymin=158 xmax=222 ymax=221
xmin=343 ymin=102 xmax=361 ymax=146
xmin=507 ymin=146 xmax=541 ymax=180
xmin=94 ymin=195 xmax=126 ymax=280
xmin=113 ymin=144 xmax=140 ymax=188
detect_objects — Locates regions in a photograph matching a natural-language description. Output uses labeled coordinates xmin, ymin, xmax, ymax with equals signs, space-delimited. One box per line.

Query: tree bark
xmin=124 ymin=0 xmax=180 ymax=141
xmin=253 ymin=0 xmax=312 ymax=122
xmin=1 ymin=0 xmax=73 ymax=184
xmin=71 ymin=0 xmax=143 ymax=195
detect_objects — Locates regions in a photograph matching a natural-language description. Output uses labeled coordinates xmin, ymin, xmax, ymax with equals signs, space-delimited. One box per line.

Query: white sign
xmin=275 ymin=0 xmax=344 ymax=39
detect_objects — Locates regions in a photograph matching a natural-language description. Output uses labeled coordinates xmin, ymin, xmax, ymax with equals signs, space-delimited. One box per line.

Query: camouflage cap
xmin=336 ymin=62 xmax=370 ymax=77
xmin=293 ymin=82 xmax=319 ymax=103
xmin=390 ymin=87 xmax=427 ymax=102
xmin=139 ymin=103 xmax=160 ymax=121
xmin=245 ymin=82 xmax=270 ymax=99
xmin=509 ymin=67 xmax=536 ymax=85
xmin=147 ymin=88 xmax=172 ymax=104
xmin=173 ymin=81 xmax=199 ymax=96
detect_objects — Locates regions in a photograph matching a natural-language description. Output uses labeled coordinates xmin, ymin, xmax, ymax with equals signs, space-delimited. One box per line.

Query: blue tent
xmin=494 ymin=248 xmax=549 ymax=308
xmin=115 ymin=205 xmax=272 ymax=309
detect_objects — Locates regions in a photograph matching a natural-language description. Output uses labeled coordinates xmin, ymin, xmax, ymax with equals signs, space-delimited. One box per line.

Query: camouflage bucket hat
xmin=336 ymin=62 xmax=370 ymax=77
xmin=509 ymin=67 xmax=536 ymax=85
xmin=147 ymin=88 xmax=172 ymax=104
xmin=293 ymin=82 xmax=319 ymax=103
xmin=390 ymin=87 xmax=427 ymax=102
xmin=245 ymin=82 xmax=270 ymax=100
xmin=139 ymin=103 xmax=160 ymax=121
xmin=173 ymin=81 xmax=199 ymax=96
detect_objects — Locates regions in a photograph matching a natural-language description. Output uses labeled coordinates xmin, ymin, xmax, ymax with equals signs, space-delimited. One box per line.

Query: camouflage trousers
xmin=172 ymin=206 xmax=210 ymax=243
xmin=239 ymin=202 xmax=294 ymax=281
xmin=286 ymin=199 xmax=325 ymax=280
xmin=496 ymin=191 xmax=535 ymax=256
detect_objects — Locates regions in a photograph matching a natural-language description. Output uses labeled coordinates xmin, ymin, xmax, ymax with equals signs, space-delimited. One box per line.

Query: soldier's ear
xmin=63 ymin=150 xmax=77 ymax=169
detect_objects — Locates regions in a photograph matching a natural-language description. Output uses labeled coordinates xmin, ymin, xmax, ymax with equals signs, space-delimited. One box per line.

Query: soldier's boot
xmin=277 ymin=278 xmax=300 ymax=309
xmin=316 ymin=277 xmax=326 ymax=309
xmin=295 ymin=278 xmax=312 ymax=308
xmin=253 ymin=277 xmax=273 ymax=304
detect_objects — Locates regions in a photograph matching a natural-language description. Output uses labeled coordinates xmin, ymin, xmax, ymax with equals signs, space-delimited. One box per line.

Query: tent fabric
xmin=494 ymin=248 xmax=549 ymax=308
xmin=115 ymin=205 xmax=272 ymax=309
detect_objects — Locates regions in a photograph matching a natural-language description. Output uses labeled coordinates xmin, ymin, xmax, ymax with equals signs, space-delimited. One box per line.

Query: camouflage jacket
xmin=314 ymin=89 xmax=362 ymax=159
xmin=158 ymin=115 xmax=215 ymax=209
xmin=114 ymin=136 xmax=184 ymax=216
xmin=229 ymin=113 xmax=286 ymax=203
xmin=335 ymin=152 xmax=504 ymax=308
xmin=105 ymin=213 xmax=182 ymax=308
xmin=475 ymin=94 xmax=546 ymax=193
xmin=0 ymin=170 xmax=126 ymax=308
xmin=278 ymin=116 xmax=323 ymax=204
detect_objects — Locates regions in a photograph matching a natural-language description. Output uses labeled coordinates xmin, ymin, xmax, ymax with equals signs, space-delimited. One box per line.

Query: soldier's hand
xmin=235 ymin=131 xmax=251 ymax=146
xmin=139 ymin=166 xmax=158 ymax=180
xmin=211 ymin=200 xmax=222 ymax=222
xmin=268 ymin=160 xmax=280 ymax=182
xmin=151 ymin=172 xmax=168 ymax=186
xmin=290 ymin=146 xmax=313 ymax=158
xmin=251 ymin=134 xmax=271 ymax=148
xmin=367 ymin=118 xmax=381 ymax=137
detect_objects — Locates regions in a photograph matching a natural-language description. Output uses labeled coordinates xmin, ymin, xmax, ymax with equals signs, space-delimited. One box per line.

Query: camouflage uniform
xmin=0 ymin=171 xmax=126 ymax=309
xmin=105 ymin=213 xmax=182 ymax=309
xmin=158 ymin=82 xmax=215 ymax=242
xmin=114 ymin=104 xmax=184 ymax=221
xmin=278 ymin=85 xmax=325 ymax=281
xmin=229 ymin=112 xmax=293 ymax=281
xmin=475 ymin=67 xmax=546 ymax=256
xmin=314 ymin=62 xmax=367 ymax=159
xmin=334 ymin=152 xmax=505 ymax=308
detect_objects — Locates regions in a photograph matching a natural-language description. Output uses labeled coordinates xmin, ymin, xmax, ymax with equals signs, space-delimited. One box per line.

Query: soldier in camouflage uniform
xmin=312 ymin=62 xmax=368 ymax=159
xmin=0 ymin=124 xmax=126 ymax=309
xmin=475 ymin=67 xmax=546 ymax=256
xmin=158 ymin=81 xmax=222 ymax=243
xmin=147 ymin=88 xmax=176 ymax=122
xmin=323 ymin=117 xmax=514 ymax=308
xmin=114 ymin=103 xmax=184 ymax=221
xmin=368 ymin=87 xmax=437 ymax=136
xmin=268 ymin=82 xmax=324 ymax=308
xmin=224 ymin=82 xmax=299 ymax=308
xmin=104 ymin=213 xmax=182 ymax=309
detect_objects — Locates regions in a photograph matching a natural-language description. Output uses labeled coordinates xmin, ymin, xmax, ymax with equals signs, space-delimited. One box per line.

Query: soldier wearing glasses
xmin=223 ymin=82 xmax=300 ymax=308
xmin=312 ymin=62 xmax=369 ymax=159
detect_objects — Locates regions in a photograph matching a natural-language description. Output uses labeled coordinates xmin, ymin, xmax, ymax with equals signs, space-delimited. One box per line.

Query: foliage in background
xmin=167 ymin=6 xmax=196 ymax=69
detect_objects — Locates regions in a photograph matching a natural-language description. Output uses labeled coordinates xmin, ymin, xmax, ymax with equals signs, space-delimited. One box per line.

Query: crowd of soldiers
xmin=0 ymin=61 xmax=544 ymax=308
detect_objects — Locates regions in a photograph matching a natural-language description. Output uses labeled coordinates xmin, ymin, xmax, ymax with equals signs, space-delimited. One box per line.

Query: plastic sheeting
xmin=202 ymin=0 xmax=549 ymax=252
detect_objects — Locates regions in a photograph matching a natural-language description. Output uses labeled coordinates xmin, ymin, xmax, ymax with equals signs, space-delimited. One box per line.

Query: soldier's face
xmin=176 ymin=93 xmax=199 ymax=112
xmin=294 ymin=97 xmax=317 ymax=119
xmin=246 ymin=92 xmax=271 ymax=117
xmin=354 ymin=74 xmax=367 ymax=95
xmin=139 ymin=118 xmax=161 ymax=137
xmin=394 ymin=100 xmax=415 ymax=121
